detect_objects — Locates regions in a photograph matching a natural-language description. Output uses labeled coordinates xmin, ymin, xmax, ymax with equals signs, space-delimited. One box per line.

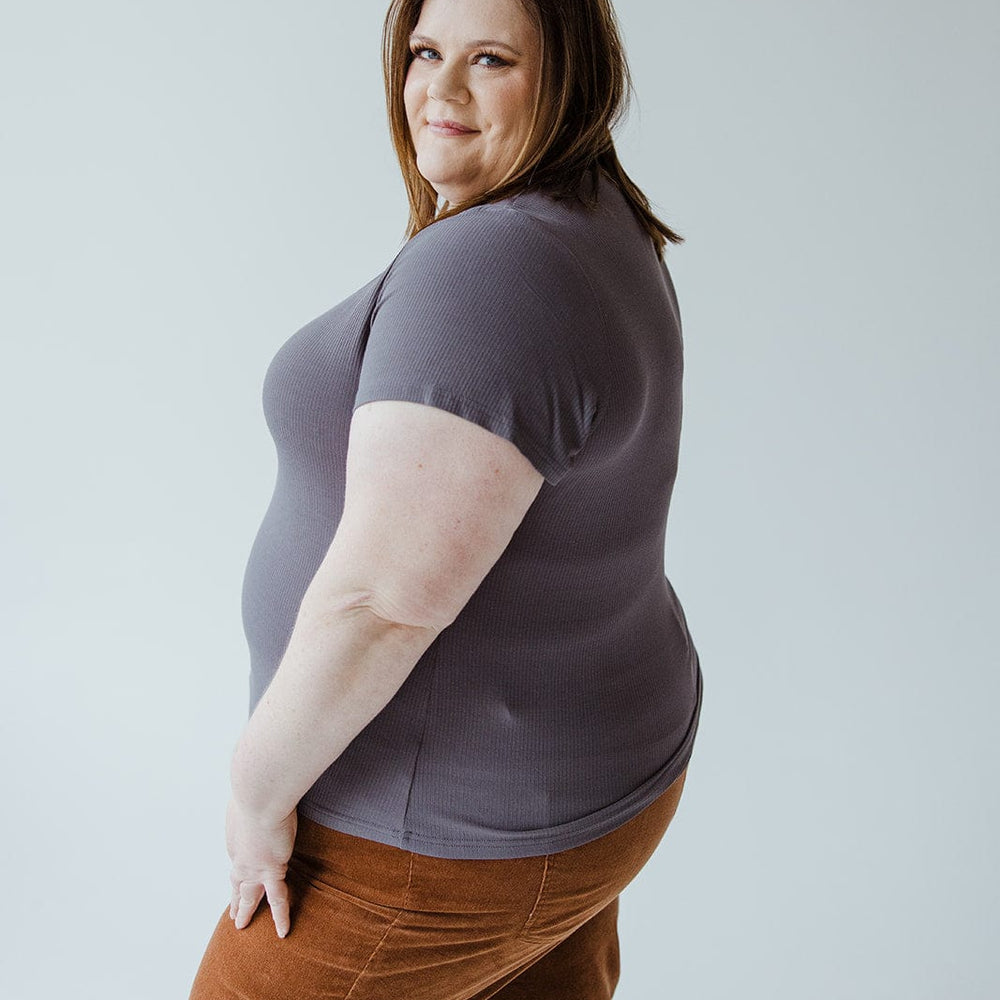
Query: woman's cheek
xmin=403 ymin=68 xmax=424 ymax=112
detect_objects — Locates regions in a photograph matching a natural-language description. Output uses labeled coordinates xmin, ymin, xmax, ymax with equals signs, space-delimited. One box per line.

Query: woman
xmin=189 ymin=0 xmax=703 ymax=996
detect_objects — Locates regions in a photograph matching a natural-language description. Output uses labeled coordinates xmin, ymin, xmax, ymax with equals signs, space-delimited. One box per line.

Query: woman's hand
xmin=225 ymin=796 xmax=298 ymax=938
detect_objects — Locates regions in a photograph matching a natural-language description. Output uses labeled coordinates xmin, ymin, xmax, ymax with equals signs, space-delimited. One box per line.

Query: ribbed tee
xmin=240 ymin=169 xmax=704 ymax=859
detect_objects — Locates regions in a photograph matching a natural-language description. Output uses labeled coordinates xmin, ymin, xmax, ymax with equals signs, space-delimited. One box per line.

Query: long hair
xmin=382 ymin=0 xmax=684 ymax=259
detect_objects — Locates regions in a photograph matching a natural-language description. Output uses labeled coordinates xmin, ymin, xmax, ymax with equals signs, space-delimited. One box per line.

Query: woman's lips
xmin=427 ymin=119 xmax=478 ymax=136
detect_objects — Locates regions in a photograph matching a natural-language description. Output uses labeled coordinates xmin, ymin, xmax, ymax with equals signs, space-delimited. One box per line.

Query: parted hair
xmin=382 ymin=0 xmax=684 ymax=259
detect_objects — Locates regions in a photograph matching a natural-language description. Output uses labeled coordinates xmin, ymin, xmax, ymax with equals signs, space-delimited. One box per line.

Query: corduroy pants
xmin=189 ymin=765 xmax=688 ymax=1000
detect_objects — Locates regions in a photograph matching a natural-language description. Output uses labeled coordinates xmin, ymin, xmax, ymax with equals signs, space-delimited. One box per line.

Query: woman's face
xmin=404 ymin=0 xmax=542 ymax=205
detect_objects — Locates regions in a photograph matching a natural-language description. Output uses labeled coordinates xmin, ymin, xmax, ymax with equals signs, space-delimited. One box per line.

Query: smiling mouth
xmin=427 ymin=119 xmax=478 ymax=135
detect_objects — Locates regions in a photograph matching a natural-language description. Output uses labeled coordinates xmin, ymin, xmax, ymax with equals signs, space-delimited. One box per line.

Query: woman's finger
xmin=229 ymin=875 xmax=239 ymax=920
xmin=229 ymin=872 xmax=242 ymax=920
xmin=264 ymin=878 xmax=291 ymax=938
xmin=234 ymin=881 xmax=265 ymax=930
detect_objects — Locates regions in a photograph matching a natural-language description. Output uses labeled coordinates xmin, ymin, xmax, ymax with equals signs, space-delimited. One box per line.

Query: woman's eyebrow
xmin=408 ymin=34 xmax=523 ymax=57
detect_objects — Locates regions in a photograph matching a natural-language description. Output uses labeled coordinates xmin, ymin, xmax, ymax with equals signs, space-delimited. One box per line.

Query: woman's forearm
xmin=229 ymin=590 xmax=439 ymax=824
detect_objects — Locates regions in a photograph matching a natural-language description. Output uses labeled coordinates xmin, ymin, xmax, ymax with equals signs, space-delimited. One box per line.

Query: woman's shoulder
xmin=386 ymin=194 xmax=598 ymax=302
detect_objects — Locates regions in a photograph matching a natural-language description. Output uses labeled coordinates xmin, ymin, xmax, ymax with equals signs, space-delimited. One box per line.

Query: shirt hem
xmin=297 ymin=652 xmax=704 ymax=860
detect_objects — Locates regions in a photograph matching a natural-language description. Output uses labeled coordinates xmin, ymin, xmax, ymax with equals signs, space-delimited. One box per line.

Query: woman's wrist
xmin=229 ymin=729 xmax=300 ymax=826
xmin=227 ymin=787 xmax=295 ymax=830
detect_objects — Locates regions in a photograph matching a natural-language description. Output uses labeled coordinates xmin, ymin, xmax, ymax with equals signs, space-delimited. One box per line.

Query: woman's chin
xmin=415 ymin=161 xmax=477 ymax=203
xmin=422 ymin=178 xmax=470 ymax=205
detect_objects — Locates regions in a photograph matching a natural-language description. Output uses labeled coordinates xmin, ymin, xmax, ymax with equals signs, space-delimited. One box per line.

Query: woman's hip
xmin=188 ymin=766 xmax=688 ymax=999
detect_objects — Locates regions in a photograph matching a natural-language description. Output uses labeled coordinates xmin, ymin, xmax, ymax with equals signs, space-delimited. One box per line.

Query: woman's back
xmin=242 ymin=167 xmax=703 ymax=859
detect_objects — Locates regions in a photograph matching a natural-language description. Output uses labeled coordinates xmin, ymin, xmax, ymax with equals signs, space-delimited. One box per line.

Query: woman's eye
xmin=475 ymin=52 xmax=508 ymax=68
xmin=409 ymin=46 xmax=508 ymax=68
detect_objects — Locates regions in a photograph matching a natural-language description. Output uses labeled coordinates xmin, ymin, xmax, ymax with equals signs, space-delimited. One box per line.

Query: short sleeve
xmin=354 ymin=204 xmax=606 ymax=485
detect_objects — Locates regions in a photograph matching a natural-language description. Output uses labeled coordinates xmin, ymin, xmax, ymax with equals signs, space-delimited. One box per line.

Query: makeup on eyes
xmin=409 ymin=44 xmax=512 ymax=68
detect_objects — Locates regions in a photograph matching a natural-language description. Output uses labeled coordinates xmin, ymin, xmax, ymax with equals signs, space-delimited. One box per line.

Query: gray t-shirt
xmin=241 ymin=169 xmax=703 ymax=859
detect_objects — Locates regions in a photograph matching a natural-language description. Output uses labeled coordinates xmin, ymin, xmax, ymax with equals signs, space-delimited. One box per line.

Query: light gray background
xmin=1 ymin=1 xmax=996 ymax=997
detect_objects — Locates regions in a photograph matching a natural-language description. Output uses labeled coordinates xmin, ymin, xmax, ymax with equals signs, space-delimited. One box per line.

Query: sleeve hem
xmin=352 ymin=385 xmax=571 ymax=486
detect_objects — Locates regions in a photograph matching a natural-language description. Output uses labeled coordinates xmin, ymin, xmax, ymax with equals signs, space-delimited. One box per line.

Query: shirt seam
xmin=493 ymin=200 xmax=616 ymax=444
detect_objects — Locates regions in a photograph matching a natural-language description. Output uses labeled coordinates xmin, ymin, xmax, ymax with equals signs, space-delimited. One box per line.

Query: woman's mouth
xmin=427 ymin=119 xmax=478 ymax=136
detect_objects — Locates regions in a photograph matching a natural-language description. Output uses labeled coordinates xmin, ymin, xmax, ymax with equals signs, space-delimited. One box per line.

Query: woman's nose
xmin=426 ymin=60 xmax=470 ymax=104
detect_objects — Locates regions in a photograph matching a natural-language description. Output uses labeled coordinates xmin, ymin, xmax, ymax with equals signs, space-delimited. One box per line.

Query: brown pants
xmin=189 ymin=766 xmax=688 ymax=1000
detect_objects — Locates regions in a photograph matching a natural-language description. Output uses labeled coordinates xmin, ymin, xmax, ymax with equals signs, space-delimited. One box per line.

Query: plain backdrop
xmin=1 ymin=1 xmax=997 ymax=997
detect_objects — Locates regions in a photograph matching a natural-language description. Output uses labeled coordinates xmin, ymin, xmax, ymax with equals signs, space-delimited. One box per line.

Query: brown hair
xmin=381 ymin=0 xmax=684 ymax=259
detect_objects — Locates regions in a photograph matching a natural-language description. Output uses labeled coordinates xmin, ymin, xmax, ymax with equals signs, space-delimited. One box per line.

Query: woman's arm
xmin=226 ymin=399 xmax=544 ymax=936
